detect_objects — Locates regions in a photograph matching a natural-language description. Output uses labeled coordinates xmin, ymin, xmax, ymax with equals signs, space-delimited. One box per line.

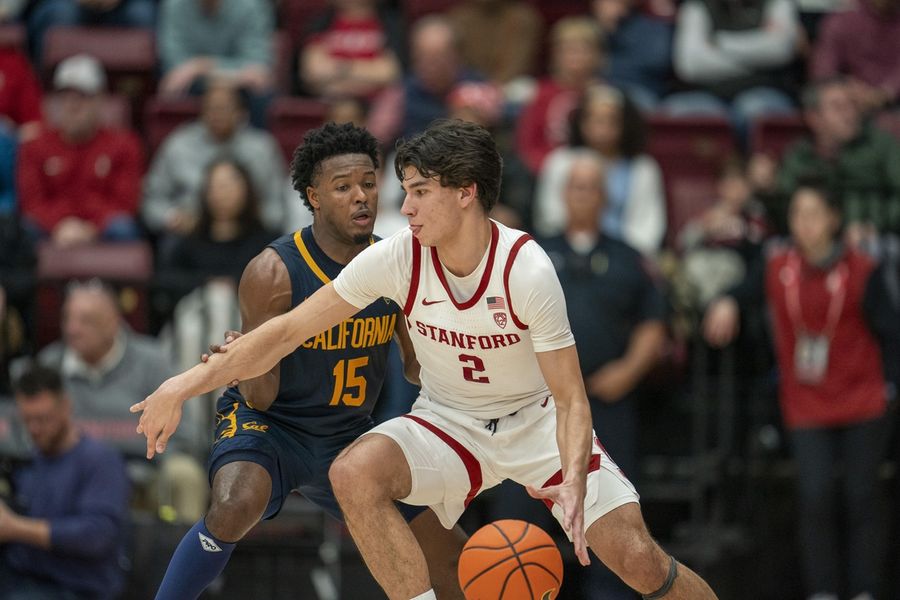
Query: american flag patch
xmin=486 ymin=296 xmax=505 ymax=310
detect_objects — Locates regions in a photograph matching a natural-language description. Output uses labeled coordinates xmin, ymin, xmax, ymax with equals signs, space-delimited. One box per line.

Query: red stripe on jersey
xmin=403 ymin=236 xmax=423 ymax=316
xmin=539 ymin=454 xmax=602 ymax=510
xmin=402 ymin=414 xmax=483 ymax=508
xmin=503 ymin=234 xmax=534 ymax=330
xmin=430 ymin=221 xmax=499 ymax=310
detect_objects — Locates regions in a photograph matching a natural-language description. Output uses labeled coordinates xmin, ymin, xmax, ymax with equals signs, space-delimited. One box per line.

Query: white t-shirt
xmin=333 ymin=220 xmax=575 ymax=418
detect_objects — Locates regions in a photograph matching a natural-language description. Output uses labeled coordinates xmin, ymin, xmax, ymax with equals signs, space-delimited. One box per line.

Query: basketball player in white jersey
xmin=132 ymin=120 xmax=718 ymax=600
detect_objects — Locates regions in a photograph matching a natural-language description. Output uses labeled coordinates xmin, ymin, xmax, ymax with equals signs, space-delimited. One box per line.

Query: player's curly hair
xmin=394 ymin=119 xmax=502 ymax=212
xmin=290 ymin=122 xmax=380 ymax=212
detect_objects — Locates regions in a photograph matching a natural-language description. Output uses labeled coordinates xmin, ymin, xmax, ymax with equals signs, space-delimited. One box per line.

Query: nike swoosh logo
xmin=422 ymin=298 xmax=445 ymax=306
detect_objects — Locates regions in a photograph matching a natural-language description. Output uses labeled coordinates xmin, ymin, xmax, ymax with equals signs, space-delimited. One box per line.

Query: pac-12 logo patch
xmin=493 ymin=312 xmax=507 ymax=329
xmin=198 ymin=532 xmax=222 ymax=552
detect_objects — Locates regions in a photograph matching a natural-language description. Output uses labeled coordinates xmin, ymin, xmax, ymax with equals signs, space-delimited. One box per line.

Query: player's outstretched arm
xmin=528 ymin=344 xmax=594 ymax=566
xmin=131 ymin=283 xmax=359 ymax=459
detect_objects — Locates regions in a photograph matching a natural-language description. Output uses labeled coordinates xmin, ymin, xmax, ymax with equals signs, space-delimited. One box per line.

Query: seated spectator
xmin=811 ymin=0 xmax=900 ymax=115
xmin=754 ymin=77 xmax=900 ymax=238
xmin=516 ymin=17 xmax=604 ymax=174
xmin=155 ymin=156 xmax=276 ymax=329
xmin=678 ymin=157 xmax=770 ymax=307
xmin=142 ymin=81 xmax=286 ymax=256
xmin=35 ymin=280 xmax=208 ymax=524
xmin=299 ymin=0 xmax=403 ymax=100
xmin=367 ymin=15 xmax=480 ymax=148
xmin=592 ymin=0 xmax=674 ymax=110
xmin=17 ymin=55 xmax=143 ymax=247
xmin=703 ymin=181 xmax=892 ymax=600
xmin=0 ymin=364 xmax=130 ymax=600
xmin=158 ymin=0 xmax=274 ymax=128
xmin=448 ymin=0 xmax=543 ymax=91
xmin=26 ymin=0 xmax=156 ymax=64
xmin=664 ymin=0 xmax=800 ymax=142
xmin=535 ymin=83 xmax=666 ymax=255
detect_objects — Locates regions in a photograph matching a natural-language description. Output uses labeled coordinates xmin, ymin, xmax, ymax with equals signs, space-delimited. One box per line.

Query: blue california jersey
xmin=221 ymin=227 xmax=400 ymax=435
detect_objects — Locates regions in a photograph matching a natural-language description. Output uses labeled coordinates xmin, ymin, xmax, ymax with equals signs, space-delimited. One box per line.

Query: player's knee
xmin=206 ymin=486 xmax=268 ymax=541
xmin=619 ymin=532 xmax=668 ymax=591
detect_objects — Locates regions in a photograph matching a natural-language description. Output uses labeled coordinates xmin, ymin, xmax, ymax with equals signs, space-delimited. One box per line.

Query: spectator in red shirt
xmin=811 ymin=0 xmax=900 ymax=114
xmin=516 ymin=17 xmax=604 ymax=174
xmin=17 ymin=54 xmax=144 ymax=246
xmin=703 ymin=181 xmax=891 ymax=600
xmin=0 ymin=47 xmax=43 ymax=217
xmin=299 ymin=0 xmax=403 ymax=100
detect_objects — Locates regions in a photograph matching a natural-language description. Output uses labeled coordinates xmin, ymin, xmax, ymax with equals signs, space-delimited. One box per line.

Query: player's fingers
xmin=229 ymin=379 xmax=239 ymax=387
xmin=129 ymin=400 xmax=145 ymax=413
xmin=574 ymin=533 xmax=590 ymax=566
xmin=201 ymin=353 xmax=210 ymax=363
xmin=146 ymin=427 xmax=158 ymax=460
xmin=225 ymin=330 xmax=241 ymax=340
xmin=156 ymin=425 xmax=174 ymax=455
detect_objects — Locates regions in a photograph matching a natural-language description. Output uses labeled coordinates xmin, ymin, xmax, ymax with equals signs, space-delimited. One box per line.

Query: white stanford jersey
xmin=333 ymin=220 xmax=575 ymax=418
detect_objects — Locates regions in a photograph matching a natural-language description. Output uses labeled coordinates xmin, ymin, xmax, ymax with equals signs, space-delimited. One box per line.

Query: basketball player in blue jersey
xmin=152 ymin=123 xmax=466 ymax=600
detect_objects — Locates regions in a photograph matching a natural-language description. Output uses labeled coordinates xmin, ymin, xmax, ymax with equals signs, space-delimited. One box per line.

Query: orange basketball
xmin=458 ymin=519 xmax=563 ymax=600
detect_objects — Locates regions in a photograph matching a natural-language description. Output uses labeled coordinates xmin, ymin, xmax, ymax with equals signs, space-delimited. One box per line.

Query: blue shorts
xmin=208 ymin=396 xmax=424 ymax=522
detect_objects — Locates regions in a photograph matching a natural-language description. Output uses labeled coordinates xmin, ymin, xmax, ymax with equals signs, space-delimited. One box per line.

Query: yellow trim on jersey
xmin=294 ymin=230 xmax=331 ymax=285
xmin=293 ymin=230 xmax=376 ymax=286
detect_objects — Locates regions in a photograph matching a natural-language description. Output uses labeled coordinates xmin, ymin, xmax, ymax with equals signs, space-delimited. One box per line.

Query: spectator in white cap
xmin=16 ymin=54 xmax=145 ymax=247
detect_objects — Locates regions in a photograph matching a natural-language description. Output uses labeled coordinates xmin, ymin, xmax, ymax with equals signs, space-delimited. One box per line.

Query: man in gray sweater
xmin=35 ymin=280 xmax=207 ymax=523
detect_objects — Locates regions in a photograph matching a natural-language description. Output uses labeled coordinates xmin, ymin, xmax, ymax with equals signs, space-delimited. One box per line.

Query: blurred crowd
xmin=0 ymin=0 xmax=899 ymax=598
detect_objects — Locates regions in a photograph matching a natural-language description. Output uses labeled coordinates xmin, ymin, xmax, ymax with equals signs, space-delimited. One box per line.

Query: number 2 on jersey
xmin=330 ymin=357 xmax=369 ymax=406
xmin=459 ymin=354 xmax=490 ymax=383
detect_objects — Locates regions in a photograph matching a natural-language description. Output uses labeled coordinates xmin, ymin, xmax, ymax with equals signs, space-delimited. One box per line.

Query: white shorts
xmin=364 ymin=395 xmax=639 ymax=538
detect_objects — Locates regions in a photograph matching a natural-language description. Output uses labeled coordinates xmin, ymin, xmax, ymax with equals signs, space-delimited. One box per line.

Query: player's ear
xmin=459 ymin=182 xmax=478 ymax=209
xmin=306 ymin=186 xmax=320 ymax=210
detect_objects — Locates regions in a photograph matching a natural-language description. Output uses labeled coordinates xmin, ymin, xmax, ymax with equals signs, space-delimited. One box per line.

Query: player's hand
xmin=130 ymin=378 xmax=185 ymax=460
xmin=525 ymin=480 xmax=590 ymax=566
xmin=202 ymin=331 xmax=241 ymax=387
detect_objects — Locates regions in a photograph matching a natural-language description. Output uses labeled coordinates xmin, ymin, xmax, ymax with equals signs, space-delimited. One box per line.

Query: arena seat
xmin=143 ymin=96 xmax=201 ymax=155
xmin=279 ymin=0 xmax=330 ymax=44
xmin=266 ymin=97 xmax=329 ymax=163
xmin=645 ymin=115 xmax=736 ymax=246
xmin=749 ymin=115 xmax=807 ymax=159
xmin=35 ymin=241 xmax=154 ymax=348
xmin=272 ymin=30 xmax=294 ymax=95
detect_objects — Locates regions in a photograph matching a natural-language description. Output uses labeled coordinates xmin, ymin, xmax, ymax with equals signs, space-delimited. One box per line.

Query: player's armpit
xmin=233 ymin=249 xmax=293 ymax=411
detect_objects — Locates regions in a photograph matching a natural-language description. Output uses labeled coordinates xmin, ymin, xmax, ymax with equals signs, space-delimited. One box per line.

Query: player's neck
xmin=310 ymin=221 xmax=369 ymax=265
xmin=435 ymin=217 xmax=492 ymax=278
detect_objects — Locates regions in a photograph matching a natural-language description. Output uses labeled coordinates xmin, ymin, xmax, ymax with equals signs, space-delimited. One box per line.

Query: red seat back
xmin=35 ymin=241 xmax=154 ymax=348
xmin=267 ymin=97 xmax=329 ymax=163
xmin=143 ymin=96 xmax=202 ymax=155
xmin=750 ymin=115 xmax=807 ymax=159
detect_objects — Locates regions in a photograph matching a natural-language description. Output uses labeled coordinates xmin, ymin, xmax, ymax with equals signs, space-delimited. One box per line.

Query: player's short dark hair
xmin=394 ymin=119 xmax=502 ymax=212
xmin=13 ymin=363 xmax=64 ymax=399
xmin=290 ymin=122 xmax=380 ymax=212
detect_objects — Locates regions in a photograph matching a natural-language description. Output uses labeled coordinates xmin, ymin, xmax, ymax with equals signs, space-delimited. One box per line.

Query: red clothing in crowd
xmin=308 ymin=15 xmax=387 ymax=61
xmin=0 ymin=48 xmax=42 ymax=126
xmin=766 ymin=247 xmax=886 ymax=429
xmin=811 ymin=0 xmax=900 ymax=98
xmin=515 ymin=79 xmax=581 ymax=174
xmin=17 ymin=128 xmax=144 ymax=232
